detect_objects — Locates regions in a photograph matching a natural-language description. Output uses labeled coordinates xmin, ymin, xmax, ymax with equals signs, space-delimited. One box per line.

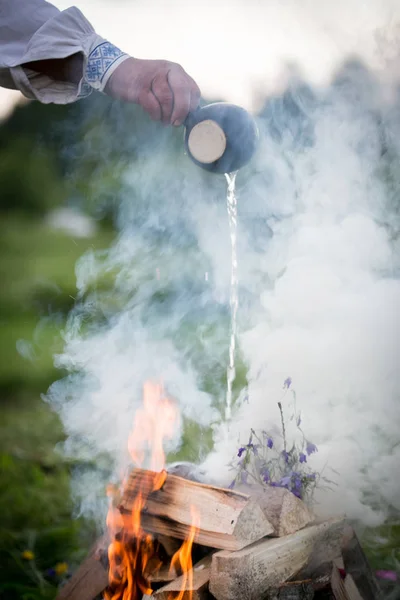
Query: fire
xmin=105 ymin=381 xmax=200 ymax=600
xmin=168 ymin=506 xmax=201 ymax=600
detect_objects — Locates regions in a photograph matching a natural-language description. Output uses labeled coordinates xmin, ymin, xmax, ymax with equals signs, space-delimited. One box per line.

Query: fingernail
xmin=173 ymin=120 xmax=181 ymax=127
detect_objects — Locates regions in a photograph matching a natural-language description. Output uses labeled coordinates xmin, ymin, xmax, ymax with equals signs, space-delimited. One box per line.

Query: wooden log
xmin=331 ymin=565 xmax=350 ymax=600
xmin=236 ymin=483 xmax=313 ymax=537
xmin=120 ymin=468 xmax=274 ymax=551
xmin=56 ymin=538 xmax=109 ymax=600
xmin=147 ymin=563 xmax=178 ymax=584
xmin=341 ymin=525 xmax=382 ymax=600
xmin=156 ymin=534 xmax=182 ymax=558
xmin=331 ymin=565 xmax=365 ymax=600
xmin=209 ymin=517 xmax=345 ymax=600
xmin=153 ymin=556 xmax=212 ymax=600
xmin=344 ymin=574 xmax=364 ymax=600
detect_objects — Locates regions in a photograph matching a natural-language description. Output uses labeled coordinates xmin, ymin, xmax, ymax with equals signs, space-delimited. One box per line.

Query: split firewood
xmin=156 ymin=534 xmax=182 ymax=557
xmin=331 ymin=565 xmax=350 ymax=600
xmin=344 ymin=574 xmax=364 ymax=600
xmin=120 ymin=468 xmax=274 ymax=551
xmin=153 ymin=555 xmax=212 ymax=600
xmin=209 ymin=516 xmax=345 ymax=600
xmin=341 ymin=525 xmax=382 ymax=600
xmin=236 ymin=483 xmax=313 ymax=537
xmin=331 ymin=565 xmax=365 ymax=600
xmin=147 ymin=562 xmax=178 ymax=584
xmin=56 ymin=538 xmax=109 ymax=600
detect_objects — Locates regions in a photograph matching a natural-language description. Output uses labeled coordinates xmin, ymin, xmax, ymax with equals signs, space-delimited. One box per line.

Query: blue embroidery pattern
xmin=85 ymin=42 xmax=127 ymax=88
xmin=78 ymin=80 xmax=93 ymax=99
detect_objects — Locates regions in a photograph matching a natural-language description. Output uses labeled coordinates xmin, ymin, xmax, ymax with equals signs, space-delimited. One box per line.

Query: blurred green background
xmin=0 ymin=63 xmax=399 ymax=600
xmin=0 ymin=97 xmax=118 ymax=599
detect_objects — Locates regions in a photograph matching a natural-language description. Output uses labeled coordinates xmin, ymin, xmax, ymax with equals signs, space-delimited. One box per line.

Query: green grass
xmin=0 ymin=215 xmax=115 ymax=399
xmin=0 ymin=214 xmax=114 ymax=599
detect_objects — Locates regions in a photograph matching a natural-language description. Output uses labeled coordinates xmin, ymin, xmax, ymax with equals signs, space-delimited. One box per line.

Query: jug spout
xmin=184 ymin=102 xmax=259 ymax=174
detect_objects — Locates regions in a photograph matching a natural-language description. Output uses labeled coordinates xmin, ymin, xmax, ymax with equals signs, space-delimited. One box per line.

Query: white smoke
xmin=202 ymin=71 xmax=400 ymax=525
xmin=45 ymin=1 xmax=400 ymax=528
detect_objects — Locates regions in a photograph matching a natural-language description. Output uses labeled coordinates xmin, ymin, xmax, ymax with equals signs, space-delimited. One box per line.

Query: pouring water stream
xmin=225 ymin=171 xmax=239 ymax=422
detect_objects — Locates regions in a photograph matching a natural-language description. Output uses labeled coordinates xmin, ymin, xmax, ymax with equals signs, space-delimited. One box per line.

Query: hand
xmin=105 ymin=58 xmax=201 ymax=126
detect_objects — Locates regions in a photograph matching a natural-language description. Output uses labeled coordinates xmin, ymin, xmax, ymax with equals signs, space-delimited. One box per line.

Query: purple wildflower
xmin=279 ymin=475 xmax=291 ymax=488
xmin=306 ymin=473 xmax=316 ymax=481
xmin=228 ymin=480 xmax=236 ymax=490
xmin=250 ymin=444 xmax=259 ymax=456
xmin=283 ymin=377 xmax=292 ymax=389
xmin=46 ymin=568 xmax=56 ymax=577
xmin=375 ymin=571 xmax=398 ymax=582
xmin=292 ymin=472 xmax=302 ymax=485
xmin=237 ymin=447 xmax=246 ymax=458
xmin=261 ymin=467 xmax=270 ymax=483
xmin=292 ymin=473 xmax=303 ymax=497
xmin=306 ymin=441 xmax=318 ymax=456
xmin=299 ymin=452 xmax=307 ymax=464
xmin=282 ymin=450 xmax=290 ymax=463
xmin=267 ymin=437 xmax=273 ymax=449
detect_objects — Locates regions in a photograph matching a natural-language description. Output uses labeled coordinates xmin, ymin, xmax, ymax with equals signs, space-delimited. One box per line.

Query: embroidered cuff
xmin=78 ymin=80 xmax=93 ymax=99
xmin=85 ymin=41 xmax=129 ymax=92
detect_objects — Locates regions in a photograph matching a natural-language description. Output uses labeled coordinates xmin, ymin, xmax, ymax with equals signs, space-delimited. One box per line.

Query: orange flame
xmin=168 ymin=506 xmax=201 ymax=600
xmin=105 ymin=381 xmax=199 ymax=600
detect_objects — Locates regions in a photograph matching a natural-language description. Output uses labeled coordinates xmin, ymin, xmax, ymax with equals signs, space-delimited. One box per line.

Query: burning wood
xmin=56 ymin=539 xmax=108 ymax=600
xmin=119 ymin=468 xmax=274 ymax=551
xmin=153 ymin=556 xmax=212 ymax=600
xmin=147 ymin=562 xmax=178 ymax=584
xmin=56 ymin=382 xmax=377 ymax=600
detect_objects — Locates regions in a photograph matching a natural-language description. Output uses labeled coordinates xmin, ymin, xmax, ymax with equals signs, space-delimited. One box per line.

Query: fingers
xmin=114 ymin=59 xmax=201 ymax=126
xmin=138 ymin=88 xmax=162 ymax=122
xmin=168 ymin=75 xmax=191 ymax=127
xmin=189 ymin=78 xmax=201 ymax=113
xmin=169 ymin=68 xmax=201 ymax=126
xmin=151 ymin=73 xmax=174 ymax=124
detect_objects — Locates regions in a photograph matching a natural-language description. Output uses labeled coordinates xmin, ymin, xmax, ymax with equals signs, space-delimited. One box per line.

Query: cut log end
xmin=153 ymin=556 xmax=212 ymax=600
xmin=235 ymin=483 xmax=313 ymax=537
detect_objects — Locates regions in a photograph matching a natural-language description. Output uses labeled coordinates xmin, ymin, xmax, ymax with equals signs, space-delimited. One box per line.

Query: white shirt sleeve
xmin=0 ymin=0 xmax=129 ymax=104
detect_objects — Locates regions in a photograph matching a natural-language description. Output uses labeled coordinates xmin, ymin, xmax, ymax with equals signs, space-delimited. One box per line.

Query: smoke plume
xmin=46 ymin=1 xmax=400 ymax=528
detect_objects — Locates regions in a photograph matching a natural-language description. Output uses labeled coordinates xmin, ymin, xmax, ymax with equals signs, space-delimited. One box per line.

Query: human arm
xmin=0 ymin=0 xmax=200 ymax=124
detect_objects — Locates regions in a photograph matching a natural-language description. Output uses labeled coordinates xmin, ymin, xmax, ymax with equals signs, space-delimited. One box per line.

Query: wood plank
xmin=56 ymin=539 xmax=109 ymax=600
xmin=120 ymin=468 xmax=274 ymax=551
xmin=341 ymin=525 xmax=382 ymax=600
xmin=209 ymin=517 xmax=345 ymax=600
xmin=156 ymin=534 xmax=182 ymax=557
xmin=344 ymin=574 xmax=364 ymax=600
xmin=236 ymin=483 xmax=313 ymax=537
xmin=331 ymin=565 xmax=350 ymax=600
xmin=153 ymin=556 xmax=212 ymax=600
xmin=147 ymin=563 xmax=178 ymax=584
